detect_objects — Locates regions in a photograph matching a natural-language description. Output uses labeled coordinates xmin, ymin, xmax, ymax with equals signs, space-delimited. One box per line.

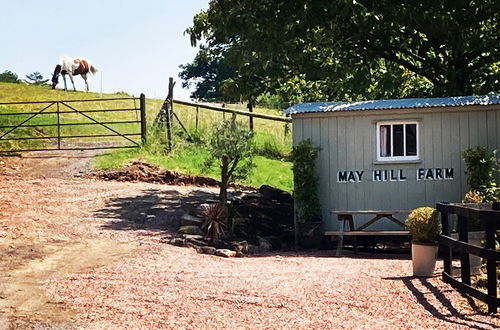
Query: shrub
xmin=201 ymin=203 xmax=226 ymax=241
xmin=462 ymin=146 xmax=498 ymax=202
xmin=292 ymin=139 xmax=321 ymax=222
xmin=406 ymin=207 xmax=441 ymax=243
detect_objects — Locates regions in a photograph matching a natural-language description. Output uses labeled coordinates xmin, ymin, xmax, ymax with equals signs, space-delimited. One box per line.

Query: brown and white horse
xmin=51 ymin=56 xmax=98 ymax=91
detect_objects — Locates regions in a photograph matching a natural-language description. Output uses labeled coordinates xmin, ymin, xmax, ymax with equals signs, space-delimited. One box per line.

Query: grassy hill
xmin=0 ymin=82 xmax=293 ymax=191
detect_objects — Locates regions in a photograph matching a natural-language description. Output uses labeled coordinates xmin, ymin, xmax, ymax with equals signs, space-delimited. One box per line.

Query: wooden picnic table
xmin=325 ymin=210 xmax=411 ymax=255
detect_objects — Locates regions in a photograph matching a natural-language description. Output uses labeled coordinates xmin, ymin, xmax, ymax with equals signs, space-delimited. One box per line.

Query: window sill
xmin=373 ymin=159 xmax=422 ymax=165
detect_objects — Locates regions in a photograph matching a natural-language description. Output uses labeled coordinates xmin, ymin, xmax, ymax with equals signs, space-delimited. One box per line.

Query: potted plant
xmin=406 ymin=207 xmax=441 ymax=277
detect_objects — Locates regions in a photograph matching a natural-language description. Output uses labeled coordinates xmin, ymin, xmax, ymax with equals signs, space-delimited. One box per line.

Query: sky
xmin=0 ymin=0 xmax=209 ymax=100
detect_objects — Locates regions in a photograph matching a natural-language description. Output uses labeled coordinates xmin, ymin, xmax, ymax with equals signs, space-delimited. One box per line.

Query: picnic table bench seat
xmin=325 ymin=210 xmax=411 ymax=255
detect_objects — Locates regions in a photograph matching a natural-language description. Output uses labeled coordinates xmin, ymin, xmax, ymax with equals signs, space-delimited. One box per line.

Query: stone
xmin=185 ymin=236 xmax=208 ymax=247
xmin=181 ymin=213 xmax=203 ymax=226
xmin=258 ymin=185 xmax=293 ymax=204
xmin=177 ymin=225 xmax=203 ymax=236
xmin=231 ymin=240 xmax=249 ymax=254
xmin=257 ymin=236 xmax=272 ymax=253
xmin=169 ymin=238 xmax=185 ymax=246
xmin=215 ymin=249 xmax=237 ymax=258
xmin=247 ymin=244 xmax=260 ymax=255
xmin=199 ymin=246 xmax=217 ymax=255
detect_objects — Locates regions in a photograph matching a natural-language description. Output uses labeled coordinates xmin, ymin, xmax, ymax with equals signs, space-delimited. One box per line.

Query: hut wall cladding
xmin=292 ymin=105 xmax=500 ymax=231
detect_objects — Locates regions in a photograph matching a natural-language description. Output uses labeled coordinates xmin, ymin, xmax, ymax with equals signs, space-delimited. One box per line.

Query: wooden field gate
xmin=0 ymin=94 xmax=146 ymax=152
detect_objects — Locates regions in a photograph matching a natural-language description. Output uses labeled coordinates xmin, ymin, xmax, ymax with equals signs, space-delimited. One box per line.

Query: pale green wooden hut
xmin=285 ymin=95 xmax=500 ymax=232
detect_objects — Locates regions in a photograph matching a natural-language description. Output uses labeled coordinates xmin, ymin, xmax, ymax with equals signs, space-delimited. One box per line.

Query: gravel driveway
xmin=0 ymin=170 xmax=498 ymax=329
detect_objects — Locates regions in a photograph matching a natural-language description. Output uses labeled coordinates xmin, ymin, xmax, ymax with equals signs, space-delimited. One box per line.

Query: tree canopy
xmin=185 ymin=0 xmax=500 ymax=102
xmin=0 ymin=70 xmax=20 ymax=83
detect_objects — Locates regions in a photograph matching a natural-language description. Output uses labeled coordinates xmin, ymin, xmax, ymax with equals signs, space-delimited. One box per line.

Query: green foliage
xmin=462 ymin=147 xmax=498 ymax=202
xmin=406 ymin=207 xmax=440 ymax=244
xmin=178 ymin=45 xmax=236 ymax=101
xmin=0 ymin=70 xmax=20 ymax=83
xmin=292 ymin=139 xmax=321 ymax=222
xmin=253 ymin=132 xmax=291 ymax=160
xmin=24 ymin=72 xmax=49 ymax=86
xmin=201 ymin=203 xmax=226 ymax=241
xmin=204 ymin=116 xmax=255 ymax=203
xmin=188 ymin=1 xmax=500 ymax=102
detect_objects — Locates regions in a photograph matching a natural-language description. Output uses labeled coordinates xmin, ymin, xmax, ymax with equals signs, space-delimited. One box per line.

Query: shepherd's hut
xmin=285 ymin=95 xmax=500 ymax=233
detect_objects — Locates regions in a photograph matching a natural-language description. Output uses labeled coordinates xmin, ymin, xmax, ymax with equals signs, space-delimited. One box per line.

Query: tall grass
xmin=0 ymin=82 xmax=293 ymax=191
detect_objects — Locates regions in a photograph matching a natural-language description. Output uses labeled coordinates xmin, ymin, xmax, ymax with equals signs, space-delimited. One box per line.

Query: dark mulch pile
xmin=91 ymin=161 xmax=222 ymax=187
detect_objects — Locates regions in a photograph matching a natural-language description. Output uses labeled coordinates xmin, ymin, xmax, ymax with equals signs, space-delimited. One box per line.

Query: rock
xmin=257 ymin=236 xmax=272 ymax=253
xmin=185 ymin=242 xmax=202 ymax=252
xmin=262 ymin=236 xmax=281 ymax=250
xmin=169 ymin=238 xmax=185 ymax=246
xmin=215 ymin=249 xmax=237 ymax=258
xmin=181 ymin=213 xmax=203 ymax=226
xmin=258 ymin=185 xmax=293 ymax=204
xmin=247 ymin=244 xmax=260 ymax=255
xmin=231 ymin=240 xmax=249 ymax=254
xmin=185 ymin=236 xmax=208 ymax=247
xmin=178 ymin=225 xmax=203 ymax=236
xmin=199 ymin=246 xmax=217 ymax=255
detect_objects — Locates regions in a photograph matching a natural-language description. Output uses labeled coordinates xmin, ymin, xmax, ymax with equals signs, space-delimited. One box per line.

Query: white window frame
xmin=376 ymin=121 xmax=419 ymax=162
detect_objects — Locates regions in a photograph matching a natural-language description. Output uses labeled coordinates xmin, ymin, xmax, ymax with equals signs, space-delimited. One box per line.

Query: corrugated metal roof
xmin=284 ymin=95 xmax=500 ymax=115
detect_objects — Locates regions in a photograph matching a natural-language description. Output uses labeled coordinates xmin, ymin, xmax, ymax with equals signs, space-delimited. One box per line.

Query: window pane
xmin=406 ymin=124 xmax=417 ymax=156
xmin=380 ymin=125 xmax=391 ymax=157
xmin=393 ymin=124 xmax=404 ymax=156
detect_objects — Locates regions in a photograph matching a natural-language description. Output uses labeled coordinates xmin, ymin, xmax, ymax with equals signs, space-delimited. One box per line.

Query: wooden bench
xmin=325 ymin=210 xmax=410 ymax=255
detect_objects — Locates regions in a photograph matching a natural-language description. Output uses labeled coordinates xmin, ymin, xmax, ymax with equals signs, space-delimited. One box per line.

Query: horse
xmin=51 ymin=56 xmax=98 ymax=92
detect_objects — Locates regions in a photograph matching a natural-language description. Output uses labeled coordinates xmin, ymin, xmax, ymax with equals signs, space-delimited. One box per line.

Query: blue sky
xmin=0 ymin=0 xmax=209 ymax=100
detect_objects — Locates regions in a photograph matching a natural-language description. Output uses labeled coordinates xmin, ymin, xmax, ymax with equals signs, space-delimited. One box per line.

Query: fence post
xmin=440 ymin=210 xmax=452 ymax=275
xmin=140 ymin=94 xmax=146 ymax=143
xmin=56 ymin=102 xmax=61 ymax=150
xmin=166 ymin=78 xmax=174 ymax=151
xmin=284 ymin=113 xmax=290 ymax=136
xmin=485 ymin=216 xmax=498 ymax=313
xmin=457 ymin=215 xmax=471 ymax=285
xmin=247 ymin=103 xmax=254 ymax=131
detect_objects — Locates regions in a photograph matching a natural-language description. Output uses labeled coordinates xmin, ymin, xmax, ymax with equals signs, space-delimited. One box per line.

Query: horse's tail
xmin=89 ymin=64 xmax=98 ymax=75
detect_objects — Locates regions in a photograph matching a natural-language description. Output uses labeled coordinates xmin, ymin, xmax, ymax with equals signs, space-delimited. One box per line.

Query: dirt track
xmin=0 ymin=152 xmax=499 ymax=329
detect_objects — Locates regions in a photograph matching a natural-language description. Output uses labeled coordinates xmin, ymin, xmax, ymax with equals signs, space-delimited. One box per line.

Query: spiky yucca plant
xmin=201 ymin=203 xmax=226 ymax=241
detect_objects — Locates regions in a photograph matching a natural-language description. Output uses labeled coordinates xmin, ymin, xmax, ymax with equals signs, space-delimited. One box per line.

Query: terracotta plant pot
xmin=411 ymin=242 xmax=438 ymax=277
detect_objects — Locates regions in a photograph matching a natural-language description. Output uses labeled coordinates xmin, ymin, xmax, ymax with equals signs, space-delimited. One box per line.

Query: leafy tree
xmin=0 ymin=70 xmax=20 ymax=83
xmin=204 ymin=116 xmax=254 ymax=207
xmin=187 ymin=0 xmax=500 ymax=102
xmin=24 ymin=72 xmax=49 ymax=86
xmin=179 ymin=45 xmax=236 ymax=101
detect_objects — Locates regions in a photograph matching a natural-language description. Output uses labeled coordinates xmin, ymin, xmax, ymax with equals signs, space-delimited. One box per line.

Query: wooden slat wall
xmin=296 ymin=107 xmax=500 ymax=231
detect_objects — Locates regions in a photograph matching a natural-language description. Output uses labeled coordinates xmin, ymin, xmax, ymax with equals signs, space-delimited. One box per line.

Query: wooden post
xmin=139 ymin=93 xmax=146 ymax=143
xmin=284 ymin=113 xmax=290 ymax=136
xmin=195 ymin=106 xmax=199 ymax=130
xmin=484 ymin=216 xmax=497 ymax=313
xmin=457 ymin=215 xmax=471 ymax=285
xmin=247 ymin=102 xmax=254 ymax=131
xmin=165 ymin=77 xmax=175 ymax=151
xmin=441 ymin=211 xmax=452 ymax=275
xmin=56 ymin=102 xmax=61 ymax=150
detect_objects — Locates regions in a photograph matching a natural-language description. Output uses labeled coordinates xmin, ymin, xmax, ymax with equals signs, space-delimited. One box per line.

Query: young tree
xmin=205 ymin=116 xmax=254 ymax=207
xmin=0 ymin=70 xmax=20 ymax=83
xmin=24 ymin=72 xmax=49 ymax=86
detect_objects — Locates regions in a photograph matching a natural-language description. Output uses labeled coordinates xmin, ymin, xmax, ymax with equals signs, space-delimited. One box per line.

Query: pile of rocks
xmin=167 ymin=185 xmax=294 ymax=257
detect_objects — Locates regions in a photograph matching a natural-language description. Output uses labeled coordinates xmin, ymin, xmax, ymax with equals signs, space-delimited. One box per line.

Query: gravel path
xmin=1 ymin=174 xmax=498 ymax=329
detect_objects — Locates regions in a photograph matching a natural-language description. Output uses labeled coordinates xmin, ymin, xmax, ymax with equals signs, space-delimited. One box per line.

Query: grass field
xmin=0 ymin=82 xmax=293 ymax=191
